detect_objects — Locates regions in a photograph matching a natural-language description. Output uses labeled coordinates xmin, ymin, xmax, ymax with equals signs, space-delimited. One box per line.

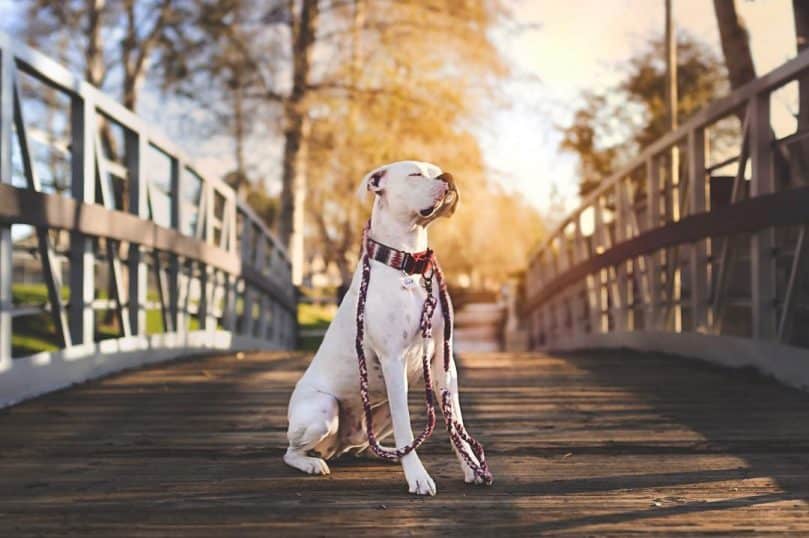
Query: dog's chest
xmin=362 ymin=275 xmax=443 ymax=386
xmin=363 ymin=336 xmax=436 ymax=394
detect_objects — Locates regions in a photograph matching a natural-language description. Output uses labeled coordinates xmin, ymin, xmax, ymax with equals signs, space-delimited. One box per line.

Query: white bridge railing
xmin=523 ymin=49 xmax=809 ymax=390
xmin=0 ymin=34 xmax=296 ymax=406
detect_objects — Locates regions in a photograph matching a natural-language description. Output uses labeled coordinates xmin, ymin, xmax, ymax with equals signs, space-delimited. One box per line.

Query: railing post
xmin=558 ymin=235 xmax=567 ymax=273
xmin=256 ymin=245 xmax=270 ymax=339
xmin=269 ymin=301 xmax=279 ymax=345
xmin=198 ymin=182 xmax=212 ymax=331
xmin=549 ymin=300 xmax=558 ymax=346
xmin=594 ymin=198 xmax=607 ymax=332
xmin=223 ymin=274 xmax=237 ymax=332
xmin=688 ymin=128 xmax=708 ymax=331
xmin=614 ymin=182 xmax=628 ymax=331
xmin=258 ymin=294 xmax=271 ymax=340
xmin=572 ymin=219 xmax=586 ymax=337
xmin=645 ymin=158 xmax=660 ymax=330
xmin=69 ymin=92 xmax=95 ymax=346
xmin=658 ymin=142 xmax=682 ymax=331
xmin=586 ymin=273 xmax=600 ymax=334
xmin=126 ymin=130 xmax=148 ymax=335
xmin=0 ymin=45 xmax=13 ymax=366
xmin=749 ymin=92 xmax=777 ymax=340
xmin=198 ymin=262 xmax=209 ymax=330
xmin=221 ymin=200 xmax=238 ymax=332
xmin=169 ymin=160 xmax=182 ymax=331
xmin=241 ymin=220 xmax=256 ymax=336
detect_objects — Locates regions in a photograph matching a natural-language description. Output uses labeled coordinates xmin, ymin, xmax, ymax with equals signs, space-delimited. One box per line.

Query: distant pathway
xmin=1 ymin=350 xmax=808 ymax=536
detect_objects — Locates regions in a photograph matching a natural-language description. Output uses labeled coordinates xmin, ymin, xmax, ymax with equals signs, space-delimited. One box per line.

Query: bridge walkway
xmin=0 ymin=351 xmax=808 ymax=536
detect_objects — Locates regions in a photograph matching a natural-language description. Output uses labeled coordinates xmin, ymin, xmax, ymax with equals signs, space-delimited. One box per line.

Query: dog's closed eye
xmin=408 ymin=173 xmax=423 ymax=177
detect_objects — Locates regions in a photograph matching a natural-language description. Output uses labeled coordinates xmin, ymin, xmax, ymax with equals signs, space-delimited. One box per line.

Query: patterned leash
xmin=354 ymin=225 xmax=492 ymax=484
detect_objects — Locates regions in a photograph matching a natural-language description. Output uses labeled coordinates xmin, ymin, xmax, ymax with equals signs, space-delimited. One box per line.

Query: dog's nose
xmin=437 ymin=172 xmax=454 ymax=186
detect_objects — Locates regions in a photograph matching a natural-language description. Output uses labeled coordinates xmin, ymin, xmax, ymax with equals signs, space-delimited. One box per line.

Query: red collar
xmin=365 ymin=235 xmax=434 ymax=276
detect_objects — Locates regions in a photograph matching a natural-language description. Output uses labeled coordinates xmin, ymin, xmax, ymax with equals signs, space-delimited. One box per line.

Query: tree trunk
xmin=794 ymin=0 xmax=809 ymax=132
xmin=234 ymin=85 xmax=246 ymax=192
xmin=712 ymin=0 xmax=756 ymax=91
xmin=84 ymin=0 xmax=106 ymax=86
xmin=335 ymin=0 xmax=365 ymax=294
xmin=714 ymin=0 xmax=792 ymax=186
xmin=278 ymin=0 xmax=319 ymax=248
xmin=122 ymin=72 xmax=139 ymax=111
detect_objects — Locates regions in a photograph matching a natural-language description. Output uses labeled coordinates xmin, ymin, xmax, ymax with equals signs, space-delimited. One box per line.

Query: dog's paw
xmin=401 ymin=451 xmax=436 ymax=495
xmin=304 ymin=457 xmax=331 ymax=475
xmin=407 ymin=471 xmax=437 ymax=496
xmin=284 ymin=452 xmax=331 ymax=475
xmin=464 ymin=468 xmax=493 ymax=486
xmin=459 ymin=451 xmax=492 ymax=486
xmin=464 ymin=467 xmax=482 ymax=484
xmin=403 ymin=459 xmax=436 ymax=496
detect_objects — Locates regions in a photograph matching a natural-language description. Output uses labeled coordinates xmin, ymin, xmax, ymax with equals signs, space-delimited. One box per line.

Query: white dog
xmin=284 ymin=161 xmax=489 ymax=495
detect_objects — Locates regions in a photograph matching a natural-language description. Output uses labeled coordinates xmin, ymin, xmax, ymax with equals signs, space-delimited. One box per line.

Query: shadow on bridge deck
xmin=0 ymin=349 xmax=808 ymax=536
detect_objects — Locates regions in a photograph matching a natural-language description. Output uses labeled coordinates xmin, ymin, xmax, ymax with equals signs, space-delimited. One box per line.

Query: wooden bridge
xmin=3 ymin=33 xmax=809 ymax=537
xmin=2 ymin=349 xmax=809 ymax=536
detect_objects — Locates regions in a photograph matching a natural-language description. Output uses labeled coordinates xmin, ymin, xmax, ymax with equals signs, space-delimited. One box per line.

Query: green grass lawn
xmin=11 ymin=283 xmax=197 ymax=357
xmin=11 ymin=283 xmax=334 ymax=355
xmin=297 ymin=302 xmax=335 ymax=351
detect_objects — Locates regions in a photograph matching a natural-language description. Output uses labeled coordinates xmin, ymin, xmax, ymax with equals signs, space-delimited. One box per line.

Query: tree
xmin=18 ymin=0 xmax=543 ymax=290
xmin=23 ymin=0 xmax=188 ymax=112
xmin=712 ymin=0 xmax=794 ymax=185
xmin=165 ymin=0 xmax=538 ymax=288
xmin=300 ymin=0 xmax=541 ymax=288
xmin=155 ymin=0 xmax=285 ymax=227
xmin=19 ymin=0 xmax=191 ymax=327
xmin=153 ymin=0 xmax=317 ymax=247
xmin=560 ymin=34 xmax=727 ymax=196
xmin=559 ymin=93 xmax=620 ymax=196
xmin=278 ymin=0 xmax=319 ymax=249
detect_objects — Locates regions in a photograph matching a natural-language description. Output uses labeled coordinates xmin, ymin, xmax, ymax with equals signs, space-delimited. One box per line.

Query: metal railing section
xmin=0 ymin=33 xmax=296 ymax=401
xmin=524 ymin=48 xmax=809 ymax=356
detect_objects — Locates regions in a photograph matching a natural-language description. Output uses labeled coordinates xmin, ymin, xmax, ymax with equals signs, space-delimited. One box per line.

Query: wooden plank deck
xmin=1 ymin=350 xmax=809 ymax=536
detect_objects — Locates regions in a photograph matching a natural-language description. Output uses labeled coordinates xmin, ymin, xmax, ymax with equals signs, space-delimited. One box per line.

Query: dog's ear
xmin=357 ymin=165 xmax=387 ymax=200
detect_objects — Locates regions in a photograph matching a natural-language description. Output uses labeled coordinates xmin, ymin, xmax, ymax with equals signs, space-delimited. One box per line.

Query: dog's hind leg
xmin=284 ymin=385 xmax=339 ymax=475
xmin=344 ymin=402 xmax=395 ymax=459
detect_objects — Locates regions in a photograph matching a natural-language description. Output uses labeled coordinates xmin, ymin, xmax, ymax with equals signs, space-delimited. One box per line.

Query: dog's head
xmin=358 ymin=161 xmax=459 ymax=225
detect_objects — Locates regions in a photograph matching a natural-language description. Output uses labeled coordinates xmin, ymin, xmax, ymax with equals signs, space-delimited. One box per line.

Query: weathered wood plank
xmin=0 ymin=350 xmax=808 ymax=536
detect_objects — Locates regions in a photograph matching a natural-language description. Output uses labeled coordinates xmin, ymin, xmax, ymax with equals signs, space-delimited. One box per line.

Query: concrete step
xmin=454 ymin=340 xmax=501 ymax=353
xmin=453 ymin=302 xmax=505 ymax=352
xmin=454 ymin=303 xmax=506 ymax=327
xmin=454 ymin=326 xmax=501 ymax=340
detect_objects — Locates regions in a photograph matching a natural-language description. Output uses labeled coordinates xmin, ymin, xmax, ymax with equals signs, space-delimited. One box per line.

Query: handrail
xmin=524 ymin=186 xmax=809 ymax=312
xmin=531 ymin=47 xmax=809 ymax=263
xmin=0 ymin=32 xmax=297 ymax=406
xmin=0 ymin=32 xmax=291 ymax=265
xmin=523 ymin=47 xmax=809 ymax=357
xmin=0 ymin=185 xmax=296 ymax=311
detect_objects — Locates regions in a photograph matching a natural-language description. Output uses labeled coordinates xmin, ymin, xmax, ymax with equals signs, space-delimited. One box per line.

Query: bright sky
xmin=486 ymin=0 xmax=797 ymax=216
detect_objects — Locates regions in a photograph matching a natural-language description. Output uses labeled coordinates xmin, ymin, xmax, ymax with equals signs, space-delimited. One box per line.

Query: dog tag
xmin=401 ymin=275 xmax=417 ymax=290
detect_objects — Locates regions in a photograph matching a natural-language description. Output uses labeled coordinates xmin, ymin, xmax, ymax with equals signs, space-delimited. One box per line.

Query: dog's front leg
xmin=380 ymin=355 xmax=436 ymax=496
xmin=432 ymin=339 xmax=489 ymax=485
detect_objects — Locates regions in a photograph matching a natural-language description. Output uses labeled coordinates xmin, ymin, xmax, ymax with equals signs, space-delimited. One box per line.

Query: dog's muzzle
xmin=438 ymin=172 xmax=459 ymax=216
xmin=419 ymin=173 xmax=459 ymax=221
